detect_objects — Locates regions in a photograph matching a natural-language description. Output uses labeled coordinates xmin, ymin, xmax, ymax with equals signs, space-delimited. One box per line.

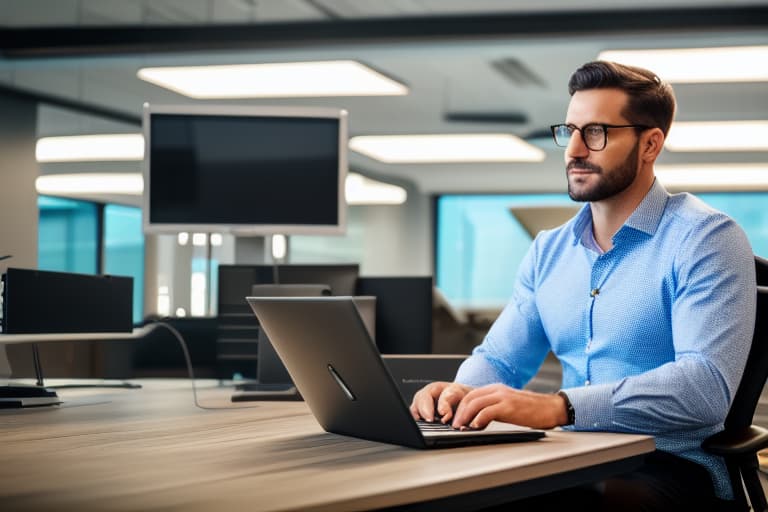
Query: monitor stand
xmin=0 ymin=343 xmax=61 ymax=408
xmin=231 ymin=382 xmax=302 ymax=402
xmin=0 ymin=384 xmax=61 ymax=408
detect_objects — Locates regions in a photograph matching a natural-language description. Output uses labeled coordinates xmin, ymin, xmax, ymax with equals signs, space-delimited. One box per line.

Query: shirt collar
xmin=570 ymin=178 xmax=670 ymax=244
xmin=623 ymin=178 xmax=669 ymax=236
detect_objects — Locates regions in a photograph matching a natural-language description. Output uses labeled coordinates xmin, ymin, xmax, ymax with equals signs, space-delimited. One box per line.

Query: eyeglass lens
xmin=554 ymin=124 xmax=605 ymax=151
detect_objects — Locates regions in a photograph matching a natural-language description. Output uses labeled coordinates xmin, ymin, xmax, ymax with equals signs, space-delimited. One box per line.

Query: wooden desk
xmin=0 ymin=327 xmax=152 ymax=345
xmin=0 ymin=380 xmax=654 ymax=511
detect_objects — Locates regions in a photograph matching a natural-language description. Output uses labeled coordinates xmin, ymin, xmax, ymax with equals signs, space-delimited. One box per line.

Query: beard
xmin=566 ymin=141 xmax=639 ymax=202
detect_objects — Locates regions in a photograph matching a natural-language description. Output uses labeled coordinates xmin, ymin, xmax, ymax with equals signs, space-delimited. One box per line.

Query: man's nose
xmin=566 ymin=131 xmax=589 ymax=160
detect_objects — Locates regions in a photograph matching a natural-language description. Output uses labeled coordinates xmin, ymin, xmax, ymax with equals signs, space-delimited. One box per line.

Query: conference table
xmin=0 ymin=380 xmax=654 ymax=511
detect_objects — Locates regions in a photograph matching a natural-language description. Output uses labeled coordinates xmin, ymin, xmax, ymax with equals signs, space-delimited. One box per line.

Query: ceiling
xmin=2 ymin=0 xmax=768 ymax=204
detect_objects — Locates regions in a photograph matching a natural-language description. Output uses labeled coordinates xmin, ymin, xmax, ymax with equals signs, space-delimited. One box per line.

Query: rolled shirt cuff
xmin=561 ymin=383 xmax=614 ymax=430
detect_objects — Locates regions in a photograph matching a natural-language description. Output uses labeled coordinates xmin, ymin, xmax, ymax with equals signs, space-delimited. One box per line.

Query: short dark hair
xmin=568 ymin=61 xmax=676 ymax=137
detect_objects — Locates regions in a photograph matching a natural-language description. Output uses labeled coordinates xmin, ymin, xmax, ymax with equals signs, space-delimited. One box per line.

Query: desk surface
xmin=0 ymin=327 xmax=151 ymax=345
xmin=0 ymin=380 xmax=654 ymax=512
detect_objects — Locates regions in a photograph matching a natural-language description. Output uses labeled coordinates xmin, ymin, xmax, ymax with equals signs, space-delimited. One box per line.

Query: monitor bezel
xmin=142 ymin=103 xmax=348 ymax=236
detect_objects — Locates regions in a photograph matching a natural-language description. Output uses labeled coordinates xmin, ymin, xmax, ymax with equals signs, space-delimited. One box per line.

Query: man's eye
xmin=584 ymin=126 xmax=603 ymax=137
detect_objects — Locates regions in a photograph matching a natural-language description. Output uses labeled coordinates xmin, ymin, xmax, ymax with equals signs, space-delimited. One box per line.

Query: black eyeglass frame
xmin=550 ymin=123 xmax=651 ymax=151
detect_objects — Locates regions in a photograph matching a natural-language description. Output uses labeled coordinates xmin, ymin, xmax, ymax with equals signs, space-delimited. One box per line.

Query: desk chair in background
xmin=703 ymin=255 xmax=768 ymax=511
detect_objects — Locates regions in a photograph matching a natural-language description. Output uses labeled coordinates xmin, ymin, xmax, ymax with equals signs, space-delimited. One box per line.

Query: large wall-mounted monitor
xmin=142 ymin=104 xmax=348 ymax=235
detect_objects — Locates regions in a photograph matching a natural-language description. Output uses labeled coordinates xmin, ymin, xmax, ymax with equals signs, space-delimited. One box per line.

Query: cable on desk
xmin=152 ymin=320 xmax=262 ymax=410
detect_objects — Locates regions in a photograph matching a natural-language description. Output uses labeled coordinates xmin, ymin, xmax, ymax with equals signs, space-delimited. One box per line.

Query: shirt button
xmin=585 ymin=380 xmax=591 ymax=386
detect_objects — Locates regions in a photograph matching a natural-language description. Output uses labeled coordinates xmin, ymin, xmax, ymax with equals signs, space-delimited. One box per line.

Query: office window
xmin=38 ymin=197 xmax=144 ymax=324
xmin=38 ymin=196 xmax=98 ymax=274
xmin=104 ymin=204 xmax=144 ymax=323
xmin=436 ymin=192 xmax=768 ymax=309
xmin=435 ymin=194 xmax=573 ymax=309
xmin=696 ymin=193 xmax=768 ymax=258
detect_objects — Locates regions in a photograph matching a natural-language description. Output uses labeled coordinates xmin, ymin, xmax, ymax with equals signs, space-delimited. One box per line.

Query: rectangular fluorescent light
xmin=346 ymin=172 xmax=407 ymax=205
xmin=349 ymin=134 xmax=545 ymax=163
xmin=36 ymin=173 xmax=144 ymax=195
xmin=598 ymin=46 xmax=768 ymax=83
xmin=34 ymin=171 xmax=406 ymax=205
xmin=36 ymin=134 xmax=144 ymax=162
xmin=656 ymin=164 xmax=768 ymax=190
xmin=137 ymin=60 xmax=408 ymax=98
xmin=666 ymin=121 xmax=768 ymax=152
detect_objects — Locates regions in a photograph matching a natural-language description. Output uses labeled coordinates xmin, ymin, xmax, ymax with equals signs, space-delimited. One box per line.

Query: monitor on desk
xmin=355 ymin=276 xmax=433 ymax=354
xmin=216 ymin=264 xmax=360 ymax=381
xmin=217 ymin=264 xmax=360 ymax=315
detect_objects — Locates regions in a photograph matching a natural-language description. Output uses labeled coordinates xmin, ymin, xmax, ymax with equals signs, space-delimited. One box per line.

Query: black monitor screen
xmin=355 ymin=276 xmax=433 ymax=354
xmin=217 ymin=264 xmax=360 ymax=315
xmin=143 ymin=105 xmax=347 ymax=235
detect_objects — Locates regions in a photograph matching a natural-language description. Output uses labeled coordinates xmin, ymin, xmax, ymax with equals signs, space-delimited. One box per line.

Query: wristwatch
xmin=557 ymin=390 xmax=575 ymax=426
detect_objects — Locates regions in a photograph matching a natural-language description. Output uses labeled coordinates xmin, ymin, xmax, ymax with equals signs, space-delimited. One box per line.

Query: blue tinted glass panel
xmin=436 ymin=192 xmax=768 ymax=309
xmin=695 ymin=193 xmax=768 ymax=259
xmin=38 ymin=196 xmax=98 ymax=274
xmin=104 ymin=204 xmax=144 ymax=323
xmin=436 ymin=194 xmax=573 ymax=308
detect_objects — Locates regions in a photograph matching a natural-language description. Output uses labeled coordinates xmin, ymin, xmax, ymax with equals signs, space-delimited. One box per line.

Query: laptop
xmin=245 ymin=296 xmax=545 ymax=448
xmin=233 ymin=284 xmax=331 ymax=401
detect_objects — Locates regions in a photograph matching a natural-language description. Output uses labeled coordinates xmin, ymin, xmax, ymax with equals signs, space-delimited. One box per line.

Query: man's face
xmin=564 ymin=88 xmax=642 ymax=202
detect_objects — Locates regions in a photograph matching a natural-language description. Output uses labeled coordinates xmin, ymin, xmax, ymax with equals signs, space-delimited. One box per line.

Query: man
xmin=410 ymin=61 xmax=756 ymax=510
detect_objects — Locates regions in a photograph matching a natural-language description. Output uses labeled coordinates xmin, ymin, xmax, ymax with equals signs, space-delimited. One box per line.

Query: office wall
xmin=0 ymin=93 xmax=38 ymax=274
xmin=359 ymin=184 xmax=432 ymax=276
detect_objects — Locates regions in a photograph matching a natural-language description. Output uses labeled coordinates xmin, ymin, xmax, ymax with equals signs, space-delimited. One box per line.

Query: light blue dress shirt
xmin=455 ymin=179 xmax=757 ymax=499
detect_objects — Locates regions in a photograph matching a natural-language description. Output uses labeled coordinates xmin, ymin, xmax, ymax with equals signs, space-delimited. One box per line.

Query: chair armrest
xmin=702 ymin=425 xmax=768 ymax=456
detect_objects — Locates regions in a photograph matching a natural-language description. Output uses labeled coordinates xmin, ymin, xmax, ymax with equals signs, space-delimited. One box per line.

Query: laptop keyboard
xmin=417 ymin=420 xmax=469 ymax=431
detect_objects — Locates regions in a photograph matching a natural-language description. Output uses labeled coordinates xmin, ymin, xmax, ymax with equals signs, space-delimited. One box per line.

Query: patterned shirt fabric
xmin=455 ymin=179 xmax=757 ymax=500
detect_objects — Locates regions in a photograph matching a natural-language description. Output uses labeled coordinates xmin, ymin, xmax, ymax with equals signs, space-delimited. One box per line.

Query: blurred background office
xmin=1 ymin=1 xmax=767 ymax=378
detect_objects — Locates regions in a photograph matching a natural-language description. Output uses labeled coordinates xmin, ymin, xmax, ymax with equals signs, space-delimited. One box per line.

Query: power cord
xmin=152 ymin=320 xmax=262 ymax=410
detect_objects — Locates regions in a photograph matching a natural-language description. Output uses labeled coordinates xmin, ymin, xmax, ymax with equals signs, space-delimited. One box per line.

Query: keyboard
xmin=416 ymin=420 xmax=476 ymax=432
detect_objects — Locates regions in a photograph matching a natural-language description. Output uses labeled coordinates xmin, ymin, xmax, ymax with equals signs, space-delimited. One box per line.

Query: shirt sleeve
xmin=455 ymin=238 xmax=551 ymax=389
xmin=564 ymin=214 xmax=757 ymax=434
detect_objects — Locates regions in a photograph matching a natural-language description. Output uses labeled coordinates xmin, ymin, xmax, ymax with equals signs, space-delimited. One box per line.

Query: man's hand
xmin=409 ymin=381 xmax=474 ymax=423
xmin=451 ymin=384 xmax=569 ymax=430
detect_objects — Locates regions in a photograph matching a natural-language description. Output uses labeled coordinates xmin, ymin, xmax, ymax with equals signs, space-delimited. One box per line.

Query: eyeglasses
xmin=550 ymin=123 xmax=651 ymax=151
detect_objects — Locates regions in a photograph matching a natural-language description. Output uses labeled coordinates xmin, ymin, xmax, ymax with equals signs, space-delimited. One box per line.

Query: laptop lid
xmin=246 ymin=296 xmax=544 ymax=448
xmin=251 ymin=284 xmax=331 ymax=385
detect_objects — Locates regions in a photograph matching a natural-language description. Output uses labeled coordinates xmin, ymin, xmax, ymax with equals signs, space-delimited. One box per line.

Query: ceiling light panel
xmin=598 ymin=46 xmax=768 ymax=83
xmin=137 ymin=60 xmax=409 ymax=98
xmin=349 ymin=134 xmax=545 ymax=163
xmin=36 ymin=134 xmax=144 ymax=162
xmin=35 ymin=173 xmax=144 ymax=195
xmin=656 ymin=164 xmax=768 ymax=190
xmin=345 ymin=173 xmax=407 ymax=205
xmin=666 ymin=121 xmax=768 ymax=152
xmin=34 ymin=171 xmax=407 ymax=206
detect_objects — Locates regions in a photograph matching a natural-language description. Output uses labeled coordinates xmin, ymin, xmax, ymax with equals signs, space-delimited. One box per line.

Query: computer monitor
xmin=142 ymin=104 xmax=348 ymax=235
xmin=215 ymin=264 xmax=360 ymax=380
xmin=355 ymin=276 xmax=433 ymax=354
xmin=217 ymin=264 xmax=360 ymax=313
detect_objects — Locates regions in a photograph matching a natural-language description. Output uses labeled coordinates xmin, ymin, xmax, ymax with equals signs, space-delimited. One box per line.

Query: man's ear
xmin=641 ymin=128 xmax=665 ymax=162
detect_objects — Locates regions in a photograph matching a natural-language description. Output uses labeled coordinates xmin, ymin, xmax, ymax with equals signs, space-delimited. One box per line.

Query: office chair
xmin=702 ymin=255 xmax=768 ymax=511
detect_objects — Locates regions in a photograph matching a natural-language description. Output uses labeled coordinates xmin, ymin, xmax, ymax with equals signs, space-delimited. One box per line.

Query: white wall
xmin=358 ymin=184 xmax=432 ymax=277
xmin=141 ymin=181 xmax=435 ymax=317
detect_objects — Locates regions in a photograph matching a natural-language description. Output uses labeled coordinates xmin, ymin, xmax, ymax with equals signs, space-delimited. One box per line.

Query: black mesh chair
xmin=702 ymin=255 xmax=768 ymax=511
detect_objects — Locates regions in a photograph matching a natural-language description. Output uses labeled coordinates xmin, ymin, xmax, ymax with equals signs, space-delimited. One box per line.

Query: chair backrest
xmin=723 ymin=256 xmax=768 ymax=430
xmin=758 ymin=255 xmax=768 ymax=287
